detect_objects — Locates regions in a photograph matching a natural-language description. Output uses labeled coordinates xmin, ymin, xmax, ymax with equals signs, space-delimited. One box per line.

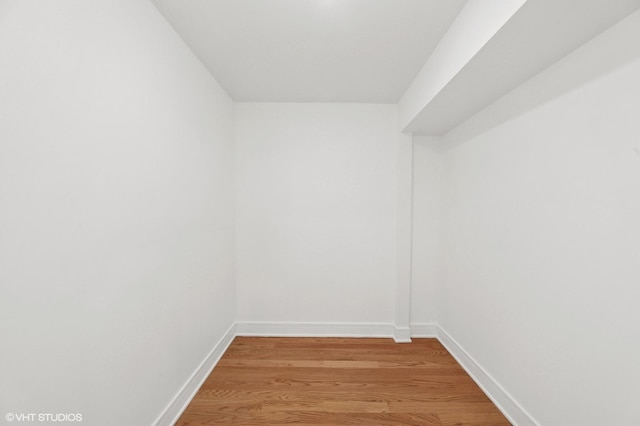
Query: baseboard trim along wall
xmin=392 ymin=326 xmax=412 ymax=343
xmin=153 ymin=323 xmax=237 ymax=426
xmin=235 ymin=321 xmax=396 ymax=339
xmin=410 ymin=322 xmax=438 ymax=337
xmin=436 ymin=326 xmax=539 ymax=426
xmin=156 ymin=321 xmax=535 ymax=426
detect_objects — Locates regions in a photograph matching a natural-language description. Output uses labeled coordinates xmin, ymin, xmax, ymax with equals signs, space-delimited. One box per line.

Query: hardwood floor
xmin=176 ymin=337 xmax=511 ymax=425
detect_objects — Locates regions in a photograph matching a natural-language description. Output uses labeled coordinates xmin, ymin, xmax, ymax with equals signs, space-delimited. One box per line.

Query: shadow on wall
xmin=439 ymin=10 xmax=640 ymax=153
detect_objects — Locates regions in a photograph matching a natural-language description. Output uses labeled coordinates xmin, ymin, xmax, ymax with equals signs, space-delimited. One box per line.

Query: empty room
xmin=2 ymin=0 xmax=639 ymax=425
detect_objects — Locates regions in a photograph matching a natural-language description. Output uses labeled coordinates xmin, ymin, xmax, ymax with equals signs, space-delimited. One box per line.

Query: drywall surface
xmin=393 ymin=132 xmax=413 ymax=340
xmin=438 ymin=11 xmax=640 ymax=425
xmin=398 ymin=0 xmax=525 ymax=130
xmin=410 ymin=137 xmax=443 ymax=325
xmin=235 ymin=103 xmax=397 ymax=325
xmin=0 ymin=1 xmax=235 ymax=425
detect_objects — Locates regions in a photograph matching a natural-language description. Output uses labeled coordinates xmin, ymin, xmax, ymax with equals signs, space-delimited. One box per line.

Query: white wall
xmin=437 ymin=10 xmax=640 ymax=425
xmin=0 ymin=1 xmax=235 ymax=425
xmin=411 ymin=137 xmax=443 ymax=326
xmin=398 ymin=0 xmax=526 ymax=131
xmin=235 ymin=103 xmax=397 ymax=325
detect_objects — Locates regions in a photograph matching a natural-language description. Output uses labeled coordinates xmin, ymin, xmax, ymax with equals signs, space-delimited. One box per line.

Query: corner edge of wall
xmin=153 ymin=323 xmax=237 ymax=426
xmin=436 ymin=325 xmax=539 ymax=426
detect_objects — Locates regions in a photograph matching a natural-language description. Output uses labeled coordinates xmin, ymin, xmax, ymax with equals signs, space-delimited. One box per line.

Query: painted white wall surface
xmin=398 ymin=0 xmax=526 ymax=131
xmin=393 ymin=132 xmax=413 ymax=340
xmin=235 ymin=103 xmax=397 ymax=325
xmin=438 ymin=10 xmax=640 ymax=425
xmin=410 ymin=137 xmax=443 ymax=325
xmin=0 ymin=1 xmax=235 ymax=425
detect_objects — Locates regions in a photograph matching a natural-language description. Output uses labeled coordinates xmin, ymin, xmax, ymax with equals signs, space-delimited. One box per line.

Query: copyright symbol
xmin=5 ymin=413 xmax=14 ymax=422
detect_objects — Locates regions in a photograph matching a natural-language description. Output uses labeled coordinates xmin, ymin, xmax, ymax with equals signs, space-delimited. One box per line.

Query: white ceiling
xmin=151 ymin=0 xmax=466 ymax=103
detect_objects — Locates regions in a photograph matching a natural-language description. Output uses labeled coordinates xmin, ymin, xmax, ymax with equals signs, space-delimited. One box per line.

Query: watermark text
xmin=5 ymin=413 xmax=82 ymax=423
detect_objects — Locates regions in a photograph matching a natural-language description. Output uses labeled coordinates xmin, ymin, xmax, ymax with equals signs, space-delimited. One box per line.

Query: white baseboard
xmin=235 ymin=321 xmax=396 ymax=338
xmin=235 ymin=322 xmax=440 ymax=340
xmin=392 ymin=326 xmax=412 ymax=343
xmin=436 ymin=326 xmax=538 ymax=426
xmin=410 ymin=322 xmax=438 ymax=337
xmin=153 ymin=323 xmax=236 ymax=426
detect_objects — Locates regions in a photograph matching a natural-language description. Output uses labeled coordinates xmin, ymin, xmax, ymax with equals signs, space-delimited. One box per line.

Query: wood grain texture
xmin=176 ymin=337 xmax=511 ymax=425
